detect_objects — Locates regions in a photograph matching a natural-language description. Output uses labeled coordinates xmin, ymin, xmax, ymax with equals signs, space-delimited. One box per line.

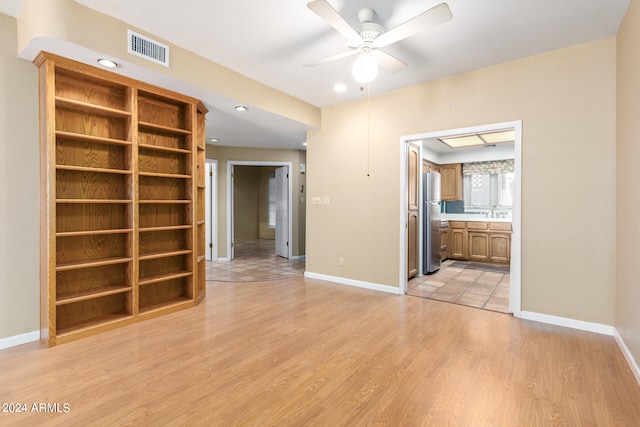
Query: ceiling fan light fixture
xmin=352 ymin=50 xmax=379 ymax=84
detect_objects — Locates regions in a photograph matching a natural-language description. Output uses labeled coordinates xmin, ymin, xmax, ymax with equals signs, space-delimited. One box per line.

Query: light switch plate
xmin=322 ymin=196 xmax=330 ymax=205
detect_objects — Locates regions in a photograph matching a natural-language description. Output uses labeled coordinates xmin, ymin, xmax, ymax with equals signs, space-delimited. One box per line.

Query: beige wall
xmin=308 ymin=37 xmax=617 ymax=325
xmin=232 ymin=165 xmax=278 ymax=240
xmin=0 ymin=14 xmax=40 ymax=338
xmin=233 ymin=166 xmax=260 ymax=240
xmin=206 ymin=145 xmax=306 ymax=259
xmin=616 ymin=0 xmax=640 ymax=368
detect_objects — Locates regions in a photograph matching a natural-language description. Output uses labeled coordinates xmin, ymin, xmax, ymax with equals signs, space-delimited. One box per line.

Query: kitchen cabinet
xmin=440 ymin=222 xmax=449 ymax=261
xmin=449 ymin=222 xmax=467 ymax=259
xmin=440 ymin=163 xmax=462 ymax=201
xmin=446 ymin=221 xmax=511 ymax=263
xmin=468 ymin=232 xmax=490 ymax=261
xmin=423 ymin=159 xmax=440 ymax=173
xmin=488 ymin=222 xmax=511 ymax=263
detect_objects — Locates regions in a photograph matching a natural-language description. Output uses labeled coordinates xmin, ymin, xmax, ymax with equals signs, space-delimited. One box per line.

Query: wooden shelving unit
xmin=195 ymin=104 xmax=207 ymax=303
xmin=36 ymin=53 xmax=207 ymax=346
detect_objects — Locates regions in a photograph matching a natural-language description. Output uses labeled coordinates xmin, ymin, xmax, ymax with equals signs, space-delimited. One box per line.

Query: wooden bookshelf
xmin=36 ymin=52 xmax=207 ymax=346
xmin=195 ymin=103 xmax=207 ymax=303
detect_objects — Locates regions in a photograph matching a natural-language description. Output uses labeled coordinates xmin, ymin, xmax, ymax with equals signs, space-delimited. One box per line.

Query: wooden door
xmin=449 ymin=228 xmax=466 ymax=259
xmin=440 ymin=163 xmax=462 ymax=201
xmin=489 ymin=233 xmax=510 ymax=263
xmin=407 ymin=143 xmax=420 ymax=279
xmin=468 ymin=232 xmax=490 ymax=261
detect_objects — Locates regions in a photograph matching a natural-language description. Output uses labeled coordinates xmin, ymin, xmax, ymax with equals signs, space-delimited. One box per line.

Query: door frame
xmin=399 ymin=120 xmax=523 ymax=317
xmin=226 ymin=160 xmax=293 ymax=260
xmin=205 ymin=159 xmax=218 ymax=261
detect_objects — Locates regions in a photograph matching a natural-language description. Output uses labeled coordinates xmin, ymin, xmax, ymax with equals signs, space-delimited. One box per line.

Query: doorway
xmin=227 ymin=161 xmax=293 ymax=261
xmin=399 ymin=121 xmax=522 ymax=316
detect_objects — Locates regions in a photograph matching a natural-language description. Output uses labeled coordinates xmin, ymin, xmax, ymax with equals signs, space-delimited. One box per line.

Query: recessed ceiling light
xmin=302 ymin=142 xmax=308 ymax=146
xmin=234 ymin=105 xmax=248 ymax=112
xmin=333 ymin=84 xmax=347 ymax=92
xmin=97 ymin=58 xmax=118 ymax=68
xmin=209 ymin=138 xmax=219 ymax=142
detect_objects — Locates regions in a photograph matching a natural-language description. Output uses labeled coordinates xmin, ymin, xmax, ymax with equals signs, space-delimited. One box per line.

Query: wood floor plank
xmin=0 ymin=277 xmax=639 ymax=426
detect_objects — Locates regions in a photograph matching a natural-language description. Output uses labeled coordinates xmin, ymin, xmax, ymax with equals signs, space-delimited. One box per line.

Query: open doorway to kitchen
xmin=400 ymin=121 xmax=522 ymax=316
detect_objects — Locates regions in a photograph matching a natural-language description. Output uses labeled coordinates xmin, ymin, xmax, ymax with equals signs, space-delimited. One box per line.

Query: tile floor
xmin=407 ymin=259 xmax=511 ymax=313
xmin=206 ymin=238 xmax=305 ymax=282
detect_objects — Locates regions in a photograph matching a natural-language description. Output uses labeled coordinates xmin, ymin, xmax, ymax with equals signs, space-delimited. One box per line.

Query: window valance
xmin=462 ymin=159 xmax=514 ymax=175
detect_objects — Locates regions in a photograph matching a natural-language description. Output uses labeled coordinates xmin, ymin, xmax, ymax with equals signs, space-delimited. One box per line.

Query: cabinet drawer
xmin=467 ymin=222 xmax=488 ymax=230
xmin=489 ymin=222 xmax=512 ymax=231
xmin=450 ymin=221 xmax=466 ymax=229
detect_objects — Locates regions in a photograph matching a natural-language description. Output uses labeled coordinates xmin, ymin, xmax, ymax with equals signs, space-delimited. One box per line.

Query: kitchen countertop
xmin=441 ymin=214 xmax=512 ymax=223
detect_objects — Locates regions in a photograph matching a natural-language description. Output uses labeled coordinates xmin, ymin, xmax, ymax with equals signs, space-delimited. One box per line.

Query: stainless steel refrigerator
xmin=423 ymin=171 xmax=441 ymax=274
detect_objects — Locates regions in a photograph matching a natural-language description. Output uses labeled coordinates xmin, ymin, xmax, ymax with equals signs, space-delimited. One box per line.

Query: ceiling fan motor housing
xmin=348 ymin=9 xmax=384 ymax=48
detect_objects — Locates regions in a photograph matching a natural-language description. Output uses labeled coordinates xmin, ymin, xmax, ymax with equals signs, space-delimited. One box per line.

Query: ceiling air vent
xmin=127 ymin=30 xmax=169 ymax=67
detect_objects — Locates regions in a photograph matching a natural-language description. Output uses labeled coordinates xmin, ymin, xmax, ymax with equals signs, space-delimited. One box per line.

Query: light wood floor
xmin=1 ymin=277 xmax=639 ymax=426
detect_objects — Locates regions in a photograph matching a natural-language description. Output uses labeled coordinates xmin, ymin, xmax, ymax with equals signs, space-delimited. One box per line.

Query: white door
xmin=275 ymin=166 xmax=289 ymax=258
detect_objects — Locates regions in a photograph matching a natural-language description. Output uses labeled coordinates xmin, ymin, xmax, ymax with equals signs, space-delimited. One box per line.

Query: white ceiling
xmin=2 ymin=0 xmax=630 ymax=149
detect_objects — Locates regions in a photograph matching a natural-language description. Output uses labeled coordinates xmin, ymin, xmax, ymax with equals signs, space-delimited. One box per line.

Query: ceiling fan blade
xmin=303 ymin=49 xmax=359 ymax=67
xmin=371 ymin=50 xmax=407 ymax=74
xmin=373 ymin=2 xmax=452 ymax=48
xmin=307 ymin=0 xmax=363 ymax=44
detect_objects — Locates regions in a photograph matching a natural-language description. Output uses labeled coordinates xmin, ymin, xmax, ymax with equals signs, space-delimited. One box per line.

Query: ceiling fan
xmin=305 ymin=0 xmax=452 ymax=83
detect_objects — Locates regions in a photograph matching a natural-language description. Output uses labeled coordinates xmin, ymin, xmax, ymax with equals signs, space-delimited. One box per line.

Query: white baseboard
xmin=484 ymin=311 xmax=640 ymax=386
xmin=304 ymin=272 xmax=403 ymax=295
xmin=520 ymin=311 xmax=615 ymax=336
xmin=0 ymin=330 xmax=40 ymax=350
xmin=291 ymin=255 xmax=306 ymax=260
xmin=614 ymin=328 xmax=640 ymax=386
xmin=216 ymin=257 xmax=230 ymax=262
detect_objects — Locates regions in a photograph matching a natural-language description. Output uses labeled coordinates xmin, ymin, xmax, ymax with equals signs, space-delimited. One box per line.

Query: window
xmin=462 ymin=160 xmax=514 ymax=216
xmin=268 ymin=173 xmax=276 ymax=228
xmin=464 ymin=173 xmax=514 ymax=209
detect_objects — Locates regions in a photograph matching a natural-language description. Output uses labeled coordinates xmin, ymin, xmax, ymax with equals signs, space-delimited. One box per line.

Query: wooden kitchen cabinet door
xmin=440 ymin=163 xmax=462 ymax=201
xmin=468 ymin=232 xmax=490 ymax=261
xmin=407 ymin=143 xmax=420 ymax=279
xmin=490 ymin=233 xmax=511 ymax=263
xmin=449 ymin=228 xmax=466 ymax=259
